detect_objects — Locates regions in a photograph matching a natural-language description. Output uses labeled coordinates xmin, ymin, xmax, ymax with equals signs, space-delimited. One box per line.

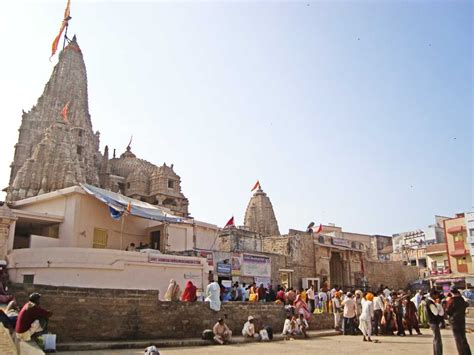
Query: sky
xmin=0 ymin=0 xmax=472 ymax=236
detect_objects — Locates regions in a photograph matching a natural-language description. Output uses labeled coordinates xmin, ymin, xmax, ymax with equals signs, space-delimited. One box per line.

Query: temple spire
xmin=244 ymin=185 xmax=280 ymax=236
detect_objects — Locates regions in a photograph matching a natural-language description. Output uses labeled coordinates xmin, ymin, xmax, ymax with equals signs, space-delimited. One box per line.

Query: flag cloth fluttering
xmin=61 ymin=102 xmax=69 ymax=122
xmin=51 ymin=0 xmax=72 ymax=59
xmin=315 ymin=224 xmax=323 ymax=233
xmin=251 ymin=180 xmax=261 ymax=192
xmin=224 ymin=216 xmax=234 ymax=228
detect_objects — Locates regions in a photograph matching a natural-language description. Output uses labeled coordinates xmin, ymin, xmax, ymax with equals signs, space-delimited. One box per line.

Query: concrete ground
xmin=58 ymin=329 xmax=474 ymax=355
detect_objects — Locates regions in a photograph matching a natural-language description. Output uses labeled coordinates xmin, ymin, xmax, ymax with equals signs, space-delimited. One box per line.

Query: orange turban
xmin=366 ymin=293 xmax=374 ymax=301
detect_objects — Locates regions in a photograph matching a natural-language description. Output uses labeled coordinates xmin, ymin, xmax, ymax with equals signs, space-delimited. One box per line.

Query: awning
xmin=447 ymin=226 xmax=466 ymax=234
xmin=80 ymin=183 xmax=184 ymax=223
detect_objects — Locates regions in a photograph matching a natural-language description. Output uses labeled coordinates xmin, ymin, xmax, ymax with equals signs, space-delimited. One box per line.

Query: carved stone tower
xmin=244 ymin=186 xmax=280 ymax=236
xmin=7 ymin=37 xmax=100 ymax=201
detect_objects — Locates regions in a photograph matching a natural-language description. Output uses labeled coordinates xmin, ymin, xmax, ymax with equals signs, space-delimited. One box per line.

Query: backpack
xmin=259 ymin=329 xmax=269 ymax=341
xmin=201 ymin=329 xmax=214 ymax=341
xmin=263 ymin=325 xmax=273 ymax=340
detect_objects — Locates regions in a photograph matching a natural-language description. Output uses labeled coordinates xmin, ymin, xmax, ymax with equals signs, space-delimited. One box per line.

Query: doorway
xmin=150 ymin=230 xmax=161 ymax=251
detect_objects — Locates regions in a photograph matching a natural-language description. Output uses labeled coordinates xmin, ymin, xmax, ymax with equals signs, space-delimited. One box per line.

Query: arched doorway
xmin=330 ymin=252 xmax=343 ymax=288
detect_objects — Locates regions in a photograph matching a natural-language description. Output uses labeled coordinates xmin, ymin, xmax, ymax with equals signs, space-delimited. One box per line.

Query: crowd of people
xmin=163 ymin=278 xmax=472 ymax=354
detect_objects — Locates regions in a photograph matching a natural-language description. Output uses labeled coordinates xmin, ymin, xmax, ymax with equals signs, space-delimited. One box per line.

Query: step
xmin=57 ymin=329 xmax=340 ymax=352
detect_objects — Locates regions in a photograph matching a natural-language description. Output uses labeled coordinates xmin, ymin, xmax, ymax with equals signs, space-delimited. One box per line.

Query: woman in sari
xmin=383 ymin=300 xmax=395 ymax=335
xmin=418 ymin=296 xmax=428 ymax=328
xmin=294 ymin=293 xmax=311 ymax=320
xmin=181 ymin=281 xmax=197 ymax=302
xmin=164 ymin=279 xmax=181 ymax=301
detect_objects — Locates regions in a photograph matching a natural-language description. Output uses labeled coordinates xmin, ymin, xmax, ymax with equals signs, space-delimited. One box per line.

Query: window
xmin=168 ymin=179 xmax=174 ymax=189
xmin=457 ymin=258 xmax=468 ymax=265
xmin=76 ymin=146 xmax=82 ymax=155
xmin=23 ymin=274 xmax=34 ymax=284
xmin=127 ymin=182 xmax=130 ymax=189
xmin=470 ymin=229 xmax=474 ymax=238
xmin=444 ymin=260 xmax=449 ymax=268
xmin=78 ymin=130 xmax=83 ymax=137
xmin=93 ymin=228 xmax=108 ymax=248
xmin=453 ymin=233 xmax=464 ymax=242
xmin=431 ymin=261 xmax=437 ymax=270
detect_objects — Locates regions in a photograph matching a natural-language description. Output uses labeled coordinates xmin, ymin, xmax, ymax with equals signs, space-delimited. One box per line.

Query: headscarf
xmin=365 ymin=292 xmax=374 ymax=302
xmin=180 ymin=281 xmax=197 ymax=302
xmin=164 ymin=279 xmax=181 ymax=301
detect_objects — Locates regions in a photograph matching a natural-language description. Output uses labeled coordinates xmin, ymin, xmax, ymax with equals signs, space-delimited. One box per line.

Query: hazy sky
xmin=0 ymin=0 xmax=472 ymax=236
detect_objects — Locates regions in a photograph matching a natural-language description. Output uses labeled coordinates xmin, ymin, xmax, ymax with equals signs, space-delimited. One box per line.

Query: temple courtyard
xmin=58 ymin=329 xmax=474 ymax=354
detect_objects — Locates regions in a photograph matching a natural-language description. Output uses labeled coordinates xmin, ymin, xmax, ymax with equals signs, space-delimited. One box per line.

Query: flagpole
xmin=62 ymin=23 xmax=69 ymax=50
xmin=120 ymin=215 xmax=125 ymax=250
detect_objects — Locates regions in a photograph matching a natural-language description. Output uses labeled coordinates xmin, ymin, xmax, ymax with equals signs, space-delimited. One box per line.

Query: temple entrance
xmin=330 ymin=252 xmax=343 ymax=288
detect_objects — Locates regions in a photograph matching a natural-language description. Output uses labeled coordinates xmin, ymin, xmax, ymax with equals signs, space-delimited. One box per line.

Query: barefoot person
xmin=359 ymin=292 xmax=374 ymax=342
xmin=213 ymin=317 xmax=232 ymax=345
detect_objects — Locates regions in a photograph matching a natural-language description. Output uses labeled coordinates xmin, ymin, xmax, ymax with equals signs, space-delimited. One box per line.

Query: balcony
xmin=454 ymin=240 xmax=467 ymax=250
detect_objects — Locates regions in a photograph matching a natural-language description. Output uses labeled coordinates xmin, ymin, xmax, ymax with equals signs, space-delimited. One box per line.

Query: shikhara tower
xmin=6 ymin=37 xmax=189 ymax=217
xmin=244 ymin=186 xmax=280 ymax=236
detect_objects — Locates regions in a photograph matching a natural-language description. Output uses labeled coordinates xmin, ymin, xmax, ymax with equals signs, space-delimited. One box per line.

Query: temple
xmin=6 ymin=37 xmax=189 ymax=217
xmin=243 ymin=185 xmax=280 ymax=236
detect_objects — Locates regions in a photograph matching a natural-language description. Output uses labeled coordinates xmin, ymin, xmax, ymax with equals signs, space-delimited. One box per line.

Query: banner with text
xmin=240 ymin=254 xmax=271 ymax=278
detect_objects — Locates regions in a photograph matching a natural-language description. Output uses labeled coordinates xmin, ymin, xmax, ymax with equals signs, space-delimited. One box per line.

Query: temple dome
xmin=244 ymin=186 xmax=280 ymax=236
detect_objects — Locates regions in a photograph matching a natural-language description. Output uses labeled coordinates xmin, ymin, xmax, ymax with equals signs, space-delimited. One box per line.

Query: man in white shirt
xmin=306 ymin=286 xmax=315 ymax=312
xmin=332 ymin=292 xmax=342 ymax=331
xmin=242 ymin=316 xmax=258 ymax=339
xmin=372 ymin=291 xmax=385 ymax=336
xmin=342 ymin=293 xmax=356 ymax=335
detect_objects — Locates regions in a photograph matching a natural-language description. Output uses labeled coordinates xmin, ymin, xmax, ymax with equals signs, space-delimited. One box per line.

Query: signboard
xmin=240 ymin=254 xmax=271 ymax=278
xmin=331 ymin=238 xmax=351 ymax=248
xmin=231 ymin=253 xmax=242 ymax=276
xmin=216 ymin=261 xmax=232 ymax=276
xmin=149 ymin=255 xmax=201 ymax=265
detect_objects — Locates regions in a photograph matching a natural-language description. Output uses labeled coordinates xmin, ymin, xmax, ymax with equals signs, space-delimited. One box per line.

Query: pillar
xmin=0 ymin=204 xmax=17 ymax=260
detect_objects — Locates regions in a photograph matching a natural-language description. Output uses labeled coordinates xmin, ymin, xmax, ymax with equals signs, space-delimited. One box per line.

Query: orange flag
xmin=251 ymin=180 xmax=261 ymax=192
xmin=61 ymin=102 xmax=69 ymax=122
xmin=51 ymin=0 xmax=71 ymax=59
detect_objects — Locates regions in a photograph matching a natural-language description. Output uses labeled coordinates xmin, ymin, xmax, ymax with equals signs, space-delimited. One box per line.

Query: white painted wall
xmin=7 ymin=248 xmax=209 ymax=297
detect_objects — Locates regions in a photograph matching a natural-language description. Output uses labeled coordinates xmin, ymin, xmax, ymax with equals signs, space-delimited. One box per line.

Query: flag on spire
xmin=224 ymin=216 xmax=235 ymax=229
xmin=61 ymin=102 xmax=69 ymax=122
xmin=50 ymin=0 xmax=72 ymax=59
xmin=251 ymin=180 xmax=261 ymax=192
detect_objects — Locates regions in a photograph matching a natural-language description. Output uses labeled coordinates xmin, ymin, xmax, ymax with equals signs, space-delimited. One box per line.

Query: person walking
xmin=426 ymin=289 xmax=443 ymax=355
xmin=446 ymin=287 xmax=471 ymax=355
xmin=332 ymin=291 xmax=342 ymax=331
xmin=404 ymin=298 xmax=422 ymax=335
xmin=373 ymin=291 xmax=384 ymax=336
xmin=307 ymin=285 xmax=315 ymax=312
xmin=359 ymin=292 xmax=374 ymax=342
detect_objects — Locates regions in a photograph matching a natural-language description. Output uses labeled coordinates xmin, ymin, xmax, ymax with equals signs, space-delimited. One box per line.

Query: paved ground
xmin=58 ymin=329 xmax=474 ymax=354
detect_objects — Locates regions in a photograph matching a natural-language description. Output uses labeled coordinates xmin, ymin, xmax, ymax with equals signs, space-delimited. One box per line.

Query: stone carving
xmin=6 ymin=37 xmax=189 ymax=217
xmin=243 ymin=187 xmax=280 ymax=236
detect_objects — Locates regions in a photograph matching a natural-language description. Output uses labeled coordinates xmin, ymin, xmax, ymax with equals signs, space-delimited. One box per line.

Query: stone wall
xmin=365 ymin=261 xmax=420 ymax=290
xmin=11 ymin=284 xmax=333 ymax=343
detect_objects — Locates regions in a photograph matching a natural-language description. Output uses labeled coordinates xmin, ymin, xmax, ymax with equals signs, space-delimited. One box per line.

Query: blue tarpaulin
xmin=80 ymin=183 xmax=184 ymax=223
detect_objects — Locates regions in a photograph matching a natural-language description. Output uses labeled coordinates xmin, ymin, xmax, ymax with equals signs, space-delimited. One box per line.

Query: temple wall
xmin=365 ymin=260 xmax=420 ymax=290
xmin=10 ymin=284 xmax=333 ymax=343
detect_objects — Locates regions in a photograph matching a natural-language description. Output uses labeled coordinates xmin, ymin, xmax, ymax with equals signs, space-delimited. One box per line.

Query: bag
xmin=381 ymin=315 xmax=386 ymax=326
xmin=264 ymin=325 xmax=273 ymax=340
xmin=201 ymin=329 xmax=214 ymax=341
xmin=43 ymin=333 xmax=56 ymax=352
xmin=259 ymin=329 xmax=269 ymax=341
xmin=249 ymin=293 xmax=258 ymax=302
